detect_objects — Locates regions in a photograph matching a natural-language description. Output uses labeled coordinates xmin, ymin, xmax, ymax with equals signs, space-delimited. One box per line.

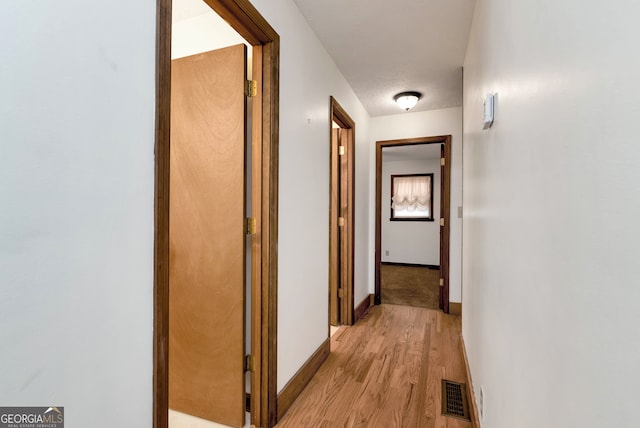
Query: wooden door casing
xmin=154 ymin=1 xmax=281 ymax=427
xmin=374 ymin=136 xmax=451 ymax=313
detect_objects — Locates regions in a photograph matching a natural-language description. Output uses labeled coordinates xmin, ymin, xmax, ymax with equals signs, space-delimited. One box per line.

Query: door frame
xmin=329 ymin=97 xmax=355 ymax=326
xmin=374 ymin=136 xmax=451 ymax=313
xmin=154 ymin=1 xmax=280 ymax=427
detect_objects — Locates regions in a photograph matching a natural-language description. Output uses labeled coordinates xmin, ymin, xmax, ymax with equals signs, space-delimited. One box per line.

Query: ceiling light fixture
xmin=394 ymin=91 xmax=422 ymax=111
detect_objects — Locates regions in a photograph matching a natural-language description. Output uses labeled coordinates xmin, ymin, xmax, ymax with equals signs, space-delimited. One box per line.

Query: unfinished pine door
xmin=169 ymin=44 xmax=247 ymax=427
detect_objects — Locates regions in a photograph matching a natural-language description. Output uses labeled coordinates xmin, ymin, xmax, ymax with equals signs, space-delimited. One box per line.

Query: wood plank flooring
xmin=276 ymin=304 xmax=472 ymax=428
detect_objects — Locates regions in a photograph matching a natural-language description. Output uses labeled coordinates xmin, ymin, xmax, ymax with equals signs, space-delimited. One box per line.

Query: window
xmin=390 ymin=173 xmax=434 ymax=221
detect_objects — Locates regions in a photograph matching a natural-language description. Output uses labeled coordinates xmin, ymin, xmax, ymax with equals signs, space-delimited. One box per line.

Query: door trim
xmin=154 ymin=1 xmax=280 ymax=427
xmin=374 ymin=136 xmax=451 ymax=313
xmin=329 ymin=97 xmax=355 ymax=326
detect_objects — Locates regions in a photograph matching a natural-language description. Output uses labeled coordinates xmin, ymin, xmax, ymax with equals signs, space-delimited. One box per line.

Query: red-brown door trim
xmin=374 ymin=136 xmax=452 ymax=313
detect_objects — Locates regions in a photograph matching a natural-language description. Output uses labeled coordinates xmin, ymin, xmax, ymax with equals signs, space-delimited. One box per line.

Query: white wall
xmin=0 ymin=1 xmax=155 ymax=427
xmin=370 ymin=107 xmax=463 ymax=302
xmin=462 ymin=1 xmax=640 ymax=427
xmin=250 ymin=0 xmax=371 ymax=392
xmin=381 ymin=159 xmax=440 ymax=265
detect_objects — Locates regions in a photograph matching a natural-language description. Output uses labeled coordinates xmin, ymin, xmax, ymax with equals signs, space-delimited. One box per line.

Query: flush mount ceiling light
xmin=394 ymin=91 xmax=422 ymax=111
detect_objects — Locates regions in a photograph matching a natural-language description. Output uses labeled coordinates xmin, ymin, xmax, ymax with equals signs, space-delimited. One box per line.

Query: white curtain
xmin=392 ymin=176 xmax=431 ymax=211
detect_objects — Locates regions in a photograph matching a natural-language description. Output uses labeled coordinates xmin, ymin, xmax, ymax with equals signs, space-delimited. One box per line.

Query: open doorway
xmin=380 ymin=145 xmax=441 ymax=309
xmin=154 ymin=1 xmax=280 ymax=428
xmin=375 ymin=136 xmax=451 ymax=313
xmin=329 ymin=97 xmax=355 ymax=330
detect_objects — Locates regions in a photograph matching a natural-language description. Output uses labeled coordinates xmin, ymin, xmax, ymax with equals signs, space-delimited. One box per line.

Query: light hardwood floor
xmin=276 ymin=304 xmax=472 ymax=428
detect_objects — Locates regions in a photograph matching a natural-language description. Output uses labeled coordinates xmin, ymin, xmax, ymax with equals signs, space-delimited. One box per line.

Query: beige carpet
xmin=381 ymin=264 xmax=440 ymax=309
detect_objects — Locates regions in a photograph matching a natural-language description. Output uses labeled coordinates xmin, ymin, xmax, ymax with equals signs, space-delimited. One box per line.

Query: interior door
xmin=169 ymin=44 xmax=247 ymax=427
xmin=329 ymin=127 xmax=349 ymax=326
xmin=338 ymin=129 xmax=349 ymax=324
xmin=439 ymin=143 xmax=445 ymax=311
xmin=330 ymin=128 xmax=340 ymax=325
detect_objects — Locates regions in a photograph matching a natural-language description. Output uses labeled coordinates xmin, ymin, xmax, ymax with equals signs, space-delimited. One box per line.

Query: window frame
xmin=390 ymin=173 xmax=434 ymax=222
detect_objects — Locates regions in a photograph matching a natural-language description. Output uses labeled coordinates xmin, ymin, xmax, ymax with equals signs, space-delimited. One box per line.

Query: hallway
xmin=276 ymin=305 xmax=473 ymax=427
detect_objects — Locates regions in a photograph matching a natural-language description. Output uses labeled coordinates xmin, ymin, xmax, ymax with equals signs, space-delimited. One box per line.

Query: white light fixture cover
xmin=394 ymin=91 xmax=422 ymax=111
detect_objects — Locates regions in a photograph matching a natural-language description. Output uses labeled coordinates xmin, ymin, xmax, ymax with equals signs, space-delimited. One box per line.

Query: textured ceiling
xmin=293 ymin=0 xmax=476 ymax=116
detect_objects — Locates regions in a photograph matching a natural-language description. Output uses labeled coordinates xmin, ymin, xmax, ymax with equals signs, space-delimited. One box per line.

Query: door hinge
xmin=245 ymin=80 xmax=257 ymax=97
xmin=245 ymin=217 xmax=256 ymax=235
xmin=439 ymin=278 xmax=444 ymax=287
xmin=441 ymin=157 xmax=445 ymax=166
xmin=338 ymin=288 xmax=344 ymax=298
xmin=338 ymin=216 xmax=345 ymax=227
xmin=440 ymin=218 xmax=445 ymax=227
xmin=245 ymin=354 xmax=255 ymax=372
xmin=339 ymin=145 xmax=345 ymax=156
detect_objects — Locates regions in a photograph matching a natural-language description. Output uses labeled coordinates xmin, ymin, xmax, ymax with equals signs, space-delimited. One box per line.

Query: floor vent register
xmin=441 ymin=379 xmax=471 ymax=421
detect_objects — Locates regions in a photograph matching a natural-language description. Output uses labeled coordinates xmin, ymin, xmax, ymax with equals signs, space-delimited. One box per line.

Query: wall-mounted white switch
xmin=482 ymin=93 xmax=495 ymax=129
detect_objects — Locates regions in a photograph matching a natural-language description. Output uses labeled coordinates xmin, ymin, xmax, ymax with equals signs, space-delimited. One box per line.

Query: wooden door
xmin=338 ymin=129 xmax=349 ymax=324
xmin=330 ymin=128 xmax=340 ymax=325
xmin=329 ymin=98 xmax=355 ymax=327
xmin=439 ymin=143 xmax=450 ymax=312
xmin=439 ymin=143 xmax=444 ymax=310
xmin=330 ymin=128 xmax=352 ymax=326
xmin=169 ymin=44 xmax=247 ymax=427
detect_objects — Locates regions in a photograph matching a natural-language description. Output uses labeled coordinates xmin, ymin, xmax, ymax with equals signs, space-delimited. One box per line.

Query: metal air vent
xmin=441 ymin=379 xmax=470 ymax=421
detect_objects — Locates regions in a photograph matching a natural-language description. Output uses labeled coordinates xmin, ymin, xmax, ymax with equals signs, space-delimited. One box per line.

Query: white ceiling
xmin=172 ymin=0 xmax=212 ymax=23
xmin=173 ymin=0 xmax=476 ymax=117
xmin=383 ymin=143 xmax=441 ymax=162
xmin=293 ymin=0 xmax=476 ymax=117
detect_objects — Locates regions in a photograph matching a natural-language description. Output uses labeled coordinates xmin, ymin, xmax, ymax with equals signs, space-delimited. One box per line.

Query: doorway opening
xmin=329 ymin=97 xmax=355 ymax=329
xmin=375 ymin=136 xmax=452 ymax=313
xmin=154 ymin=1 xmax=280 ymax=428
